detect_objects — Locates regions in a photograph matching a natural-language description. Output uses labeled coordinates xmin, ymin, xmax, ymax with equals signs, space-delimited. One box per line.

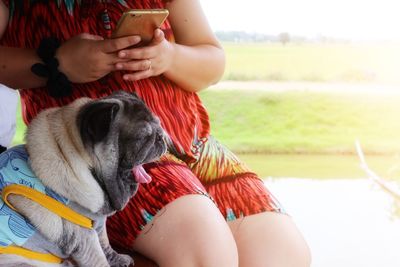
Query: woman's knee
xmin=134 ymin=194 xmax=238 ymax=267
xmin=229 ymin=212 xmax=311 ymax=267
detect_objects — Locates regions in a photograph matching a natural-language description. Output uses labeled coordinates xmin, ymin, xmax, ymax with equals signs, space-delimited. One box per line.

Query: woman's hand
xmin=56 ymin=33 xmax=141 ymax=83
xmin=115 ymin=29 xmax=174 ymax=81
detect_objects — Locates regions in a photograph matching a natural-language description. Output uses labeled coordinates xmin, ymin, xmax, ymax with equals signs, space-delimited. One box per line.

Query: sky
xmin=200 ymin=0 xmax=400 ymax=41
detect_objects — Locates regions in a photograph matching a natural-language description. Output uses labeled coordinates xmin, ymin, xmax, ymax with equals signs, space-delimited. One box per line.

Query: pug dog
xmin=0 ymin=91 xmax=167 ymax=267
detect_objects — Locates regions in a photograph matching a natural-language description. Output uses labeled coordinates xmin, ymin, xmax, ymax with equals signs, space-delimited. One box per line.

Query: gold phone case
xmin=112 ymin=9 xmax=169 ymax=44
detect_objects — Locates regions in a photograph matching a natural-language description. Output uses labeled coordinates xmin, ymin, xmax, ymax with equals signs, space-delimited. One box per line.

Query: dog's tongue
xmin=132 ymin=165 xmax=152 ymax=183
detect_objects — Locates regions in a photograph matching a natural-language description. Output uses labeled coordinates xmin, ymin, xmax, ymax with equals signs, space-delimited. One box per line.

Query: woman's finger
xmin=116 ymin=59 xmax=152 ymax=72
xmin=101 ymin=35 xmax=141 ymax=53
xmin=151 ymin=29 xmax=165 ymax=45
xmin=105 ymin=53 xmax=131 ymax=65
xmin=118 ymin=46 xmax=155 ymax=60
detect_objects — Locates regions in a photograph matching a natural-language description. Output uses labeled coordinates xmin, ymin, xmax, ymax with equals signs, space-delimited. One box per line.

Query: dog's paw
xmin=108 ymin=253 xmax=134 ymax=267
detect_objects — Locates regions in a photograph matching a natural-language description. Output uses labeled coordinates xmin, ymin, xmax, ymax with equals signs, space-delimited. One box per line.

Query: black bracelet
xmin=31 ymin=37 xmax=72 ymax=98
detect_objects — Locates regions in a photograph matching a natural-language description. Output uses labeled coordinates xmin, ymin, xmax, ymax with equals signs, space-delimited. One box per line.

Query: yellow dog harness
xmin=0 ymin=146 xmax=93 ymax=264
xmin=0 ymin=184 xmax=93 ymax=263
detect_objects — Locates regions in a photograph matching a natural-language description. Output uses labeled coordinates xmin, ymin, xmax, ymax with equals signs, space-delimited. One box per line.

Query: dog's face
xmin=77 ymin=91 xmax=167 ymax=215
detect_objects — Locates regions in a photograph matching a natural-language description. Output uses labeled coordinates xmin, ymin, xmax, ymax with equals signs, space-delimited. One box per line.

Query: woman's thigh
xmin=191 ymin=136 xmax=310 ymax=266
xmin=107 ymin=154 xmax=239 ymax=267
xmin=107 ymin=154 xmax=209 ymax=249
xmin=228 ymin=211 xmax=311 ymax=267
xmin=132 ymin=194 xmax=238 ymax=267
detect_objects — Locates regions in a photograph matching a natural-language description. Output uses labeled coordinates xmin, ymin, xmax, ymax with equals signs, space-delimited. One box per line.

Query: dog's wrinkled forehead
xmin=108 ymin=91 xmax=155 ymax=123
xmin=77 ymin=90 xmax=157 ymax=147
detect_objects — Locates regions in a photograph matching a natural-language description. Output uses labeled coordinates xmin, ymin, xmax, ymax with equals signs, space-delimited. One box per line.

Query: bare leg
xmin=228 ymin=212 xmax=311 ymax=267
xmin=133 ymin=195 xmax=239 ymax=267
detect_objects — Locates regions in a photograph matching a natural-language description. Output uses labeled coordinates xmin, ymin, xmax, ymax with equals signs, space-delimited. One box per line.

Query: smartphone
xmin=112 ymin=9 xmax=169 ymax=45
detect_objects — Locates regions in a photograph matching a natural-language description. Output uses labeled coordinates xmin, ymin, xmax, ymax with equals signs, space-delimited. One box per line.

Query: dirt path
xmin=209 ymin=81 xmax=400 ymax=94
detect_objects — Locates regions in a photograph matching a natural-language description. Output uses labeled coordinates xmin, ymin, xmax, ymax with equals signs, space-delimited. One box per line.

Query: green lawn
xmin=222 ymin=43 xmax=400 ymax=83
xmin=13 ymin=101 xmax=26 ymax=145
xmin=199 ymin=89 xmax=400 ymax=155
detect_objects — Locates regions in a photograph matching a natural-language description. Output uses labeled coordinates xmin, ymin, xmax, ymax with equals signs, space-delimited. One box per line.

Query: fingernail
xmin=119 ymin=52 xmax=126 ymax=58
xmin=116 ymin=63 xmax=123 ymax=69
xmin=123 ymin=75 xmax=129 ymax=80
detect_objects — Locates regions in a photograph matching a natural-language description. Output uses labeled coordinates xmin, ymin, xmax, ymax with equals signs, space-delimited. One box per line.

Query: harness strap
xmin=0 ymin=184 xmax=94 ymax=263
xmin=0 ymin=245 xmax=62 ymax=264
xmin=2 ymin=184 xmax=93 ymax=229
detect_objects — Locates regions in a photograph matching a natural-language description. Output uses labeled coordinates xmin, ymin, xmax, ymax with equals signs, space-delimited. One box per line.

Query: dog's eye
xmin=119 ymin=157 xmax=131 ymax=168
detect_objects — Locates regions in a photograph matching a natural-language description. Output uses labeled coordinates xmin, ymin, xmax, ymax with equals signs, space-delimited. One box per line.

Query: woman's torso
xmin=1 ymin=0 xmax=210 ymax=162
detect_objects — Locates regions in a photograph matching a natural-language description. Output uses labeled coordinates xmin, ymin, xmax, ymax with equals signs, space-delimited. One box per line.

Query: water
xmin=265 ymin=178 xmax=400 ymax=267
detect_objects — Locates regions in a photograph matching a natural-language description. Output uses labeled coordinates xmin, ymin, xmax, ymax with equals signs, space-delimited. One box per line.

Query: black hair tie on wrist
xmin=31 ymin=37 xmax=72 ymax=98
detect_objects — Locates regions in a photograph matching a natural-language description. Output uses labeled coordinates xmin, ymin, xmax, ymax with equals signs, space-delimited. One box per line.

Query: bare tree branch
xmin=355 ymin=139 xmax=400 ymax=201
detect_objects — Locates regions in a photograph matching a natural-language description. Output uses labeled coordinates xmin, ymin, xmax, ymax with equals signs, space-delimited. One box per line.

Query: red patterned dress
xmin=1 ymin=0 xmax=284 ymax=251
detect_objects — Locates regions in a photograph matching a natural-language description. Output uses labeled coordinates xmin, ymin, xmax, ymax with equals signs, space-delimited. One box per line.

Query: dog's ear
xmin=78 ymin=102 xmax=120 ymax=145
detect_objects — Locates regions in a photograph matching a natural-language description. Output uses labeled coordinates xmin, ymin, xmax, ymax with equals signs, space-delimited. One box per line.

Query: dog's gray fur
xmin=0 ymin=91 xmax=167 ymax=267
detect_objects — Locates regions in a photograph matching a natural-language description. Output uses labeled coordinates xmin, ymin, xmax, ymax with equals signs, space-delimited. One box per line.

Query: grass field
xmin=199 ymin=89 xmax=400 ymax=155
xmin=223 ymin=43 xmax=400 ymax=83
